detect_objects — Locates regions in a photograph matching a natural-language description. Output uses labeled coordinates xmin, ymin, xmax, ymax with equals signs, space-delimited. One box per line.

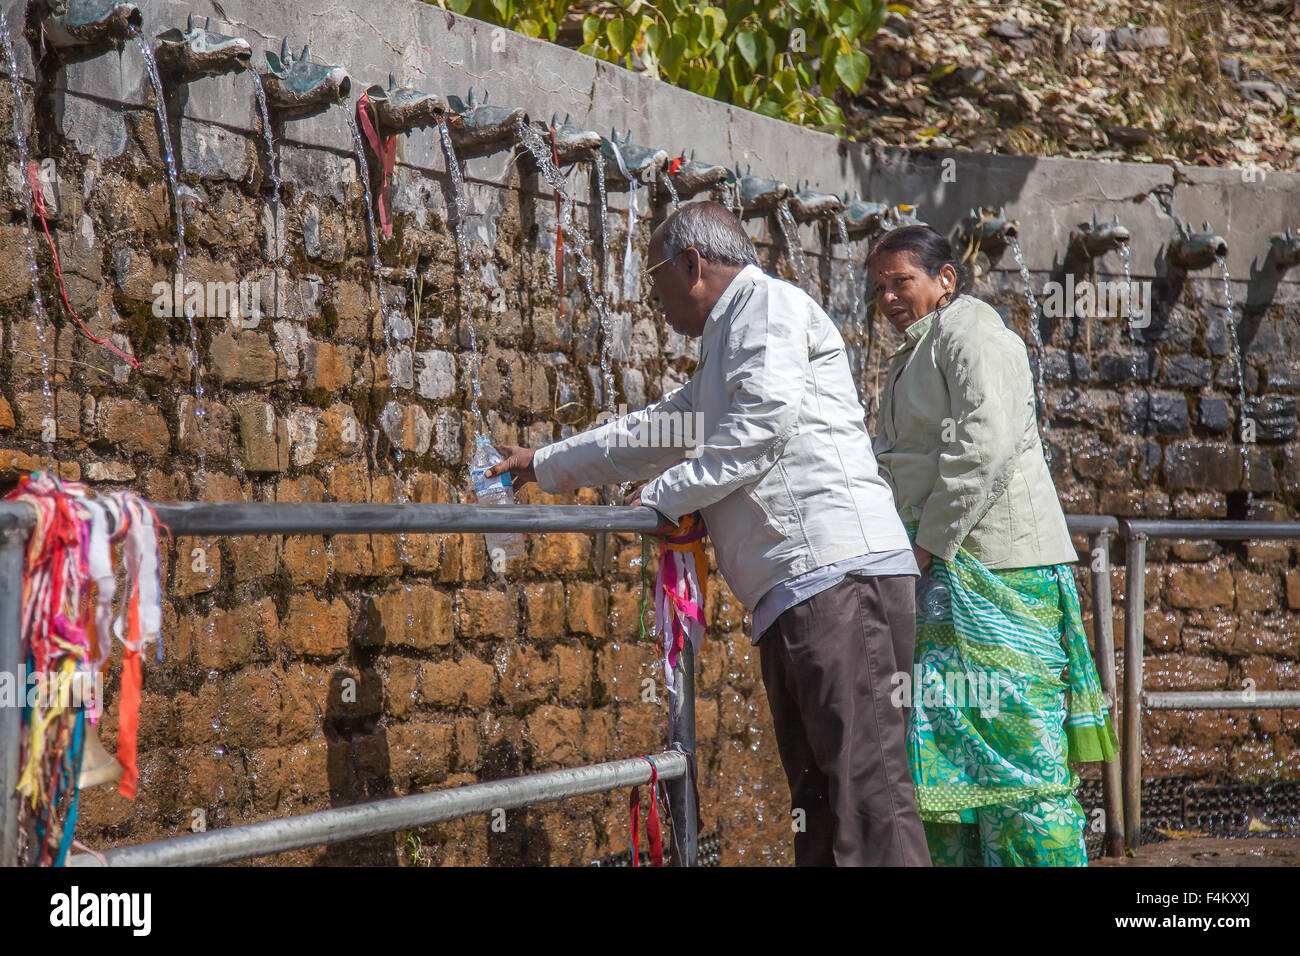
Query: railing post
xmin=666 ymin=640 xmax=698 ymax=866
xmin=1122 ymin=525 xmax=1147 ymax=853
xmin=0 ymin=527 xmax=27 ymax=867
xmin=1088 ymin=529 xmax=1125 ymax=858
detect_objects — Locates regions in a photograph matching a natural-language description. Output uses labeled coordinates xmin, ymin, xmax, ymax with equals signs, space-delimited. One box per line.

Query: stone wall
xmin=1 ymin=0 xmax=1298 ymax=865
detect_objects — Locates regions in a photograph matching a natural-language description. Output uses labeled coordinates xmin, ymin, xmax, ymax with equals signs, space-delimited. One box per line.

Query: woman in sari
xmin=867 ymin=225 xmax=1117 ymax=866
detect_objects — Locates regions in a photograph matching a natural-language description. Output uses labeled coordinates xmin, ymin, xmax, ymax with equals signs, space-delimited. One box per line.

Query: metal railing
xmin=1120 ymin=519 xmax=1300 ymax=852
xmin=1 ymin=502 xmax=1297 ymax=864
xmin=0 ymin=501 xmax=696 ymax=868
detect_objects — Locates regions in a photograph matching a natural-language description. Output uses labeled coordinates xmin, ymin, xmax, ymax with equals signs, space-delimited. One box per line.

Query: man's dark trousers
xmin=759 ymin=572 xmax=932 ymax=866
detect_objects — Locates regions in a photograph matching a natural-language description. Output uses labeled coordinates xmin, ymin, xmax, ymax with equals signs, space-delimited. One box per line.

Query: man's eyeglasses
xmin=642 ymin=254 xmax=677 ymax=282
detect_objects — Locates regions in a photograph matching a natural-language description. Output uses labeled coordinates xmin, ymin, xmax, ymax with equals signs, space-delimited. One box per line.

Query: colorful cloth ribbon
xmin=649 ymin=512 xmax=709 ymax=698
xmin=629 ymin=756 xmax=664 ymax=867
xmin=355 ymin=92 xmax=397 ymax=240
xmin=5 ymin=472 xmax=165 ymax=865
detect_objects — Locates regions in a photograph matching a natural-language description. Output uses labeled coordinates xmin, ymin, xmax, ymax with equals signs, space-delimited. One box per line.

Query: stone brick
xmin=529 ymin=533 xmax=591 ymax=575
xmin=228 ymin=535 xmax=281 ymax=584
xmin=1233 ymin=569 xmax=1278 ymax=612
xmin=453 ymin=716 xmax=479 ymax=770
xmin=236 ymin=400 xmax=290 ymax=473
xmin=566 ymin=582 xmax=609 ymax=637
xmin=281 ymin=535 xmax=330 ymax=585
xmin=385 ymin=658 xmax=420 ymax=720
xmin=328 ymin=535 xmax=374 ymax=575
xmin=609 ymin=583 xmax=646 ymax=639
xmin=500 ymin=645 xmax=558 ymax=706
xmin=171 ymin=536 xmax=221 ymax=596
xmin=220 ymin=667 xmax=282 ymax=748
xmin=420 ymin=656 xmax=496 ymax=708
xmin=304 ymin=340 xmax=356 ymax=392
xmin=284 ymin=595 xmax=350 ymax=657
xmin=524 ymin=705 xmax=584 ymax=767
xmin=209 ymin=331 xmax=282 ymax=385
xmin=1241 ymin=656 xmax=1300 ymax=690
xmin=193 ymin=599 xmax=276 ymax=671
xmin=1143 ymin=654 xmax=1230 ymax=691
xmin=317 ymin=403 xmax=363 ymax=458
xmin=360 ymin=586 xmax=453 ymax=650
xmin=552 ymin=644 xmax=593 ymax=701
xmin=1243 ymin=395 xmax=1296 ymax=442
xmin=388 ymin=722 xmax=453 ymax=788
xmin=1165 ymin=562 xmax=1235 ymax=608
xmin=1121 ymin=392 xmax=1188 ymax=436
xmin=455 ymin=588 xmax=517 ymax=640
xmin=1163 ymin=442 xmax=1242 ymax=490
xmin=522 ymin=582 xmax=564 ymax=640
xmin=95 ymin=397 xmax=170 ymax=458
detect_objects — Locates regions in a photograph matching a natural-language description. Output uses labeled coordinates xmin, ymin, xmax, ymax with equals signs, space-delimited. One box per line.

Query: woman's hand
xmin=913 ymin=543 xmax=932 ymax=572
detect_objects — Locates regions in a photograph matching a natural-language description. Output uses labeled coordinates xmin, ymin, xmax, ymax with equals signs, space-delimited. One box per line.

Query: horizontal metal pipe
xmin=1065 ymin=515 xmax=1120 ymax=534
xmin=1144 ymin=690 xmax=1300 ymax=709
xmin=1124 ymin=520 xmax=1300 ymax=540
xmin=68 ymin=751 xmax=687 ymax=867
xmin=150 ymin=502 xmax=667 ymax=536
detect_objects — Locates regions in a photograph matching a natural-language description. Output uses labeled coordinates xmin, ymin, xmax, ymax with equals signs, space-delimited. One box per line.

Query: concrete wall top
xmin=3 ymin=0 xmax=1298 ymax=289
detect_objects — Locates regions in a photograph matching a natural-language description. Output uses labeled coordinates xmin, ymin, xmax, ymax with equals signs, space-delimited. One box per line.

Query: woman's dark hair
xmin=866 ymin=224 xmax=973 ymax=309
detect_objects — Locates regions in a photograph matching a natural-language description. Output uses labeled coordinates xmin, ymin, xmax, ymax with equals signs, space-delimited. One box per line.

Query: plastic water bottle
xmin=916 ymin=572 xmax=950 ymax=624
xmin=469 ymin=437 xmax=525 ymax=562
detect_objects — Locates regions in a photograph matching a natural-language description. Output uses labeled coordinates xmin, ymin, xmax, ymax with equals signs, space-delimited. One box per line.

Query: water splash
xmin=1118 ymin=241 xmax=1140 ymax=338
xmin=593 ymin=153 xmax=608 ymax=288
xmin=833 ymin=213 xmax=868 ymax=388
xmin=437 ymin=117 xmax=488 ymax=434
xmin=1008 ymin=236 xmax=1051 ymax=463
xmin=1 ymin=10 xmax=53 ymax=437
xmin=1216 ymin=253 xmax=1252 ymax=506
xmin=660 ymin=169 xmax=680 ymax=210
xmin=517 ymin=122 xmax=617 ymax=412
xmin=250 ymin=73 xmax=283 ymax=264
xmin=136 ymin=34 xmax=206 ymax=427
xmin=774 ymin=199 xmax=813 ymax=296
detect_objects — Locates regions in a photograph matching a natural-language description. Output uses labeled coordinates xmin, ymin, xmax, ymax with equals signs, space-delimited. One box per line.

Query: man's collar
xmin=705 ymin=263 xmax=762 ymax=330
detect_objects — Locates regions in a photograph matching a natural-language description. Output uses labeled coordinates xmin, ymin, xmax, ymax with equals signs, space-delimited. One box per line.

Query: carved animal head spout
xmin=261 ymin=39 xmax=351 ymax=119
xmin=954 ymin=206 xmax=1018 ymax=261
xmin=154 ymin=14 xmax=252 ymax=82
xmin=364 ymin=75 xmax=445 ymax=137
xmin=664 ymin=151 xmax=729 ymax=201
xmin=789 ymin=183 xmax=843 ymax=223
xmin=35 ymin=0 xmax=142 ymax=51
xmin=538 ymin=114 xmax=602 ymax=165
xmin=1269 ymin=229 xmax=1300 ymax=270
xmin=600 ymin=129 xmax=668 ymax=186
xmin=737 ymin=167 xmax=791 ymax=216
xmin=445 ymin=90 xmax=528 ymax=157
xmin=844 ymin=198 xmax=899 ymax=239
xmin=1068 ymin=213 xmax=1131 ymax=261
xmin=1167 ymin=220 xmax=1228 ymax=271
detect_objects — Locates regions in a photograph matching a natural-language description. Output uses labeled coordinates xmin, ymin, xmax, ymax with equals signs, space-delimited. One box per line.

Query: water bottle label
xmin=471 ymin=467 xmax=510 ymax=497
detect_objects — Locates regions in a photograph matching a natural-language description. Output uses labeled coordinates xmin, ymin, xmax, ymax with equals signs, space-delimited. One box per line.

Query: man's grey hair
xmin=660 ymin=201 xmax=760 ymax=267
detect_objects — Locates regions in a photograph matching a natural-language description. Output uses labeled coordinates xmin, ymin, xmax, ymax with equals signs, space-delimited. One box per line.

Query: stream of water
xmin=1216 ymin=253 xmax=1252 ymax=506
xmin=1 ymin=10 xmax=54 ymax=440
xmin=438 ymin=117 xmax=488 ymax=435
xmin=775 ymin=199 xmax=814 ymax=295
xmin=250 ymin=73 xmax=283 ymax=264
xmin=661 ymin=169 xmax=679 ymax=210
xmin=136 ymin=34 xmax=206 ymax=431
xmin=1008 ymin=236 xmax=1051 ymax=464
xmin=517 ymin=121 xmax=617 ymax=413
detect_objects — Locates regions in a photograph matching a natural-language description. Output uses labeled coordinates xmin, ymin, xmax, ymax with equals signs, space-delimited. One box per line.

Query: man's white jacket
xmin=532 ymin=264 xmax=911 ymax=609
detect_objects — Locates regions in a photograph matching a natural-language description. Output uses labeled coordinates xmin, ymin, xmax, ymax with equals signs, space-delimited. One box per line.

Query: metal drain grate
xmin=589 ymin=828 xmax=721 ymax=867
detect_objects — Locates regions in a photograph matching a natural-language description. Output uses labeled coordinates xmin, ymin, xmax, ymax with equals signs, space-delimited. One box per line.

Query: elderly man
xmin=489 ymin=202 xmax=930 ymax=866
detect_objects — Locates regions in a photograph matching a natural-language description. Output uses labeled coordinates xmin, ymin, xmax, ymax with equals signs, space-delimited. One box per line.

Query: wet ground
xmin=1094 ymin=837 xmax=1300 ymax=866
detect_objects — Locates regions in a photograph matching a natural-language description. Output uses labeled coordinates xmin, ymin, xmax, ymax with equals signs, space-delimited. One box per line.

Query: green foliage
xmin=425 ymin=0 xmax=894 ymax=133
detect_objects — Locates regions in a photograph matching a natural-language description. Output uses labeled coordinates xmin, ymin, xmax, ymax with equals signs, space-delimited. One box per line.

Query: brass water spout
xmin=260 ymin=39 xmax=350 ymax=119
xmin=789 ymin=184 xmax=843 ymax=223
xmin=664 ymin=151 xmax=729 ymax=200
xmin=955 ymin=206 xmax=1018 ymax=261
xmin=153 ymin=14 xmax=251 ymax=82
xmin=600 ymin=129 xmax=668 ymax=186
xmin=33 ymin=0 xmax=141 ymax=52
xmin=446 ymin=90 xmax=528 ymax=157
xmin=1167 ymin=220 xmax=1228 ymax=271
xmin=364 ymin=75 xmax=445 ymax=137
xmin=737 ymin=167 xmax=790 ymax=215
xmin=1068 ymin=213 xmax=1132 ymax=261
xmin=1269 ymin=229 xmax=1300 ymax=270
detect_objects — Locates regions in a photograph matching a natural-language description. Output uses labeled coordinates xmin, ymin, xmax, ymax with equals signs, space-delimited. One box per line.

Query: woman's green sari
xmin=908 ymin=542 xmax=1118 ymax=867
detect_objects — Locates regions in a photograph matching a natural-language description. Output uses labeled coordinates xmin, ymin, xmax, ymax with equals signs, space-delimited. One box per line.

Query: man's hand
xmin=623 ymin=483 xmax=646 ymax=507
xmin=486 ymin=445 xmax=537 ymax=488
xmin=913 ymin=543 xmax=932 ymax=572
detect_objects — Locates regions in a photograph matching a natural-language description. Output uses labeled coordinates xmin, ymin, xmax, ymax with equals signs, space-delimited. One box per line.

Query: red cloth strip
xmin=356 ymin=93 xmax=397 ymax=240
